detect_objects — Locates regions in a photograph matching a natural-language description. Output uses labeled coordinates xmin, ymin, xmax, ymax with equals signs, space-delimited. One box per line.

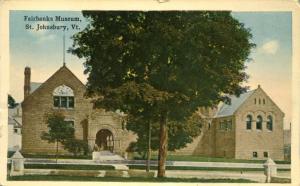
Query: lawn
xmin=127 ymin=165 xmax=290 ymax=172
xmin=7 ymin=175 xmax=257 ymax=182
xmin=134 ymin=154 xmax=290 ymax=164
xmin=21 ymin=153 xmax=91 ymax=159
xmin=24 ymin=164 xmax=115 ymax=170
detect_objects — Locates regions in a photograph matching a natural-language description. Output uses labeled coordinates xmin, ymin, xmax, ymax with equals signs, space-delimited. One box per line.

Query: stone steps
xmin=93 ymin=151 xmax=125 ymax=161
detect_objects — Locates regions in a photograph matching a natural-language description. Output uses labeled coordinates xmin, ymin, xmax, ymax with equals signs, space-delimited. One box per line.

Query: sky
xmin=9 ymin=11 xmax=292 ymax=129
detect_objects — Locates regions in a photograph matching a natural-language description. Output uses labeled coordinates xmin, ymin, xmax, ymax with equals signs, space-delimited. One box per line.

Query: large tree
xmin=71 ymin=11 xmax=255 ymax=177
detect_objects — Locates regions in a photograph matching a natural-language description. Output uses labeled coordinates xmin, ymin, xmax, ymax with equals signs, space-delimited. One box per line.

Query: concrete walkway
xmin=113 ymin=164 xmax=129 ymax=170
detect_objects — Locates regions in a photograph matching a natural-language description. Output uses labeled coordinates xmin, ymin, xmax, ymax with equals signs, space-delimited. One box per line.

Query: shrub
xmin=63 ymin=139 xmax=89 ymax=156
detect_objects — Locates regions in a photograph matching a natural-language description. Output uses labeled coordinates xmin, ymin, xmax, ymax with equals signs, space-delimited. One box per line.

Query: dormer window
xmin=53 ymin=85 xmax=74 ymax=108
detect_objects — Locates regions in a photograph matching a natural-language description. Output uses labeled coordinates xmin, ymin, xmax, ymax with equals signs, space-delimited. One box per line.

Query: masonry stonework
xmin=22 ymin=66 xmax=136 ymax=156
xmin=22 ymin=66 xmax=284 ymax=160
xmin=172 ymin=86 xmax=284 ymax=160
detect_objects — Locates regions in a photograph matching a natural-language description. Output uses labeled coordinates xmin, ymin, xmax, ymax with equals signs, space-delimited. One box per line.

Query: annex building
xmin=21 ymin=65 xmax=285 ymax=160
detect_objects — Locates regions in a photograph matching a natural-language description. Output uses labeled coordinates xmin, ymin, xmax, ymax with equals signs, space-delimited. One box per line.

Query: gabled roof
xmin=215 ymin=90 xmax=255 ymax=118
xmin=23 ymin=65 xmax=85 ymax=103
xmin=30 ymin=82 xmax=42 ymax=94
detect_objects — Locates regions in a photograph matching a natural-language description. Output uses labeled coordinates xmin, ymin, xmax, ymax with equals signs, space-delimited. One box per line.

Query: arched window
xmin=256 ymin=115 xmax=263 ymax=130
xmin=267 ymin=115 xmax=273 ymax=131
xmin=246 ymin=115 xmax=252 ymax=130
xmin=53 ymin=85 xmax=74 ymax=108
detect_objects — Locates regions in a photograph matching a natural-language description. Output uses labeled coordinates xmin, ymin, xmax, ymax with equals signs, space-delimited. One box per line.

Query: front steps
xmin=92 ymin=151 xmax=125 ymax=161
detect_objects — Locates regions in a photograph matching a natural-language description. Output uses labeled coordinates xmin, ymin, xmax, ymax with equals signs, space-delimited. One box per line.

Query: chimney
xmin=24 ymin=67 xmax=31 ymax=99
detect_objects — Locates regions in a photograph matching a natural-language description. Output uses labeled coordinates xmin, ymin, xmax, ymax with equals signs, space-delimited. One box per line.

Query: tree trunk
xmin=157 ymin=115 xmax=168 ymax=177
xmin=146 ymin=121 xmax=151 ymax=172
xmin=56 ymin=141 xmax=58 ymax=164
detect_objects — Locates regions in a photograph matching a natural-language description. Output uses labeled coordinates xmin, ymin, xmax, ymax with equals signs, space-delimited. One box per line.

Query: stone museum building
xmin=21 ymin=65 xmax=285 ymax=160
xmin=22 ymin=65 xmax=136 ymax=156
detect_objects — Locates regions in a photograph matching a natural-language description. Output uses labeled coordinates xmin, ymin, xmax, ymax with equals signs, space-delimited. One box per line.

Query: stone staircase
xmin=92 ymin=151 xmax=125 ymax=161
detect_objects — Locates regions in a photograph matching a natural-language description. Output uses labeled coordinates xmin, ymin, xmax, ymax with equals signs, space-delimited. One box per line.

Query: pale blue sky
xmin=9 ymin=11 xmax=292 ymax=128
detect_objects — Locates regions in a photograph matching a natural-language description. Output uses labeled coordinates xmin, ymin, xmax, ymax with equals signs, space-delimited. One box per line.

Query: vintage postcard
xmin=0 ymin=0 xmax=299 ymax=185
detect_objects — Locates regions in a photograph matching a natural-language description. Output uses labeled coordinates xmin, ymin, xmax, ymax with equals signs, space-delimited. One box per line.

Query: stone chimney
xmin=24 ymin=67 xmax=31 ymax=99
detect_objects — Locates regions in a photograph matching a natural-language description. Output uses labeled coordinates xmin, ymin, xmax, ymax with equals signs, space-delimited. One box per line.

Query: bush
xmin=63 ymin=139 xmax=89 ymax=156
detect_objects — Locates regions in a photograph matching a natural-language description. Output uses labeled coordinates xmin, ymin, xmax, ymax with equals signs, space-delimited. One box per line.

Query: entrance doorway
xmin=95 ymin=129 xmax=114 ymax=152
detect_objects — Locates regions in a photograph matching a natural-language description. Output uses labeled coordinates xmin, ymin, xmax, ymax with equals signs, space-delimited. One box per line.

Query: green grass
xmin=105 ymin=170 xmax=124 ymax=177
xmin=128 ymin=165 xmax=264 ymax=171
xmin=24 ymin=164 xmax=115 ymax=170
xmin=271 ymin=177 xmax=291 ymax=183
xmin=7 ymin=175 xmax=257 ymax=182
xmin=21 ymin=153 xmax=91 ymax=159
xmin=134 ymin=154 xmax=290 ymax=164
xmin=128 ymin=170 xmax=155 ymax=178
xmin=128 ymin=165 xmax=290 ymax=171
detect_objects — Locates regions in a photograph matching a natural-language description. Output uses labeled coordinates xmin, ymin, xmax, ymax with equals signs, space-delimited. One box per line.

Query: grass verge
xmin=128 ymin=165 xmax=290 ymax=171
xmin=134 ymin=154 xmax=290 ymax=164
xmin=24 ymin=164 xmax=115 ymax=170
xmin=7 ymin=175 xmax=257 ymax=182
xmin=21 ymin=153 xmax=91 ymax=159
xmin=271 ymin=177 xmax=291 ymax=183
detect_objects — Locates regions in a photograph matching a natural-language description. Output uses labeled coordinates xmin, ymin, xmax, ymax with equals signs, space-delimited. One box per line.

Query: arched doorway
xmin=95 ymin=129 xmax=114 ymax=152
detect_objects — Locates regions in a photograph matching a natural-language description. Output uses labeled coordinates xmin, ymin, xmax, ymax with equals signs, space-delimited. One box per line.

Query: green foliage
xmin=41 ymin=112 xmax=90 ymax=157
xmin=41 ymin=112 xmax=75 ymax=144
xmin=71 ymin=11 xmax=255 ymax=176
xmin=63 ymin=139 xmax=89 ymax=156
xmin=127 ymin=113 xmax=203 ymax=156
xmin=8 ymin=94 xmax=18 ymax=108
xmin=71 ymin=12 xmax=255 ymax=118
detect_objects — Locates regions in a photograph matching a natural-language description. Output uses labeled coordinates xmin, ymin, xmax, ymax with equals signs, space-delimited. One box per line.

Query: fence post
xmin=10 ymin=150 xmax=25 ymax=176
xmin=263 ymin=158 xmax=277 ymax=183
